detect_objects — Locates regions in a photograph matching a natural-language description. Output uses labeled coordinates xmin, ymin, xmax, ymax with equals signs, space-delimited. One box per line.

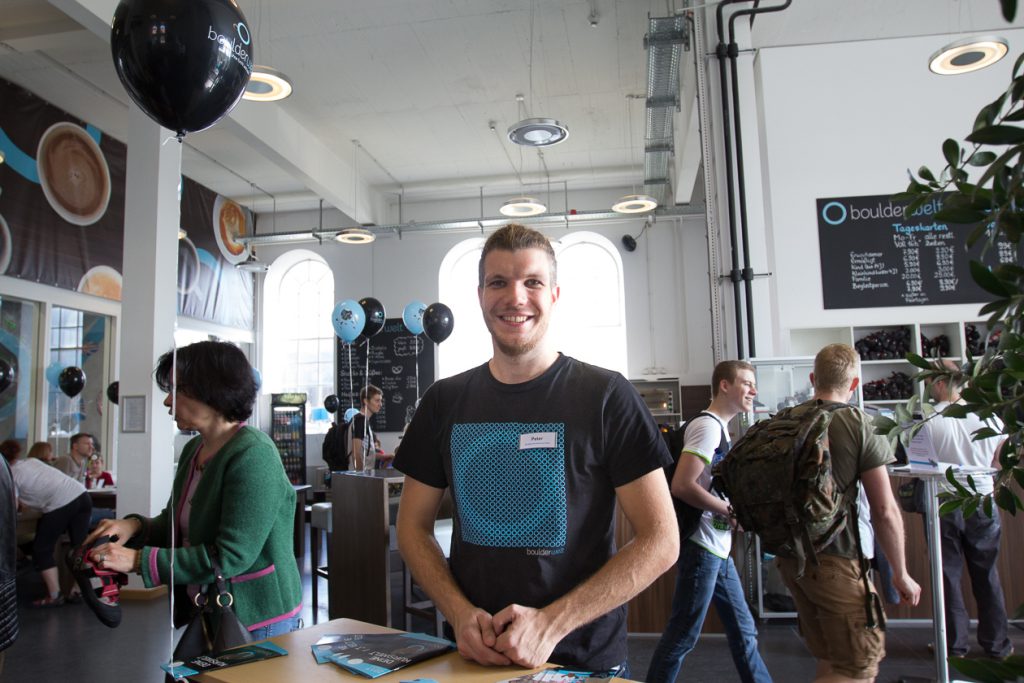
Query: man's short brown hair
xmin=478 ymin=223 xmax=557 ymax=288
xmin=813 ymin=343 xmax=860 ymax=393
xmin=711 ymin=360 xmax=755 ymax=397
xmin=360 ymin=384 xmax=382 ymax=404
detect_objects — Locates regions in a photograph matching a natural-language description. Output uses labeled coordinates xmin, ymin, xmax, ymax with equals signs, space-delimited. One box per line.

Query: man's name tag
xmin=519 ymin=432 xmax=557 ymax=450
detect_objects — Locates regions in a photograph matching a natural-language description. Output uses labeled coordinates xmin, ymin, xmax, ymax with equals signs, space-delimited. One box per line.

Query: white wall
xmin=751 ymin=28 xmax=1024 ymax=354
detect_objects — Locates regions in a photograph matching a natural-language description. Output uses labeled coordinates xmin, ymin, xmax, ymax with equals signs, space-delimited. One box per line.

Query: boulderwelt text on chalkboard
xmin=816 ymin=193 xmax=1020 ymax=310
xmin=336 ymin=318 xmax=434 ymax=433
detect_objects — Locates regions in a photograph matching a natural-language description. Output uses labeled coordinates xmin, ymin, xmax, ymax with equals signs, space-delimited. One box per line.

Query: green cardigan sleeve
xmin=138 ymin=428 xmax=293 ymax=588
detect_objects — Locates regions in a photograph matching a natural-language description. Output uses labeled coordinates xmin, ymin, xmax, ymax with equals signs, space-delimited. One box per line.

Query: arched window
xmin=438 ymin=231 xmax=627 ymax=378
xmin=264 ymin=250 xmax=335 ymax=432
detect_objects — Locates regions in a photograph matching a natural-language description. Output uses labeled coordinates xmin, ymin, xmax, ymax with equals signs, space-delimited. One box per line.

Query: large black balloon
xmin=0 ymin=358 xmax=14 ymax=394
xmin=324 ymin=394 xmax=340 ymax=414
xmin=358 ymin=297 xmax=386 ymax=340
xmin=423 ymin=303 xmax=455 ymax=344
xmin=111 ymin=0 xmax=254 ymax=138
xmin=106 ymin=381 xmax=120 ymax=405
xmin=58 ymin=366 xmax=86 ymax=398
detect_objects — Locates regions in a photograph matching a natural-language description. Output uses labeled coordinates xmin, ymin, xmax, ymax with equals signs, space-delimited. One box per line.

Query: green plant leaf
xmin=942 ymin=403 xmax=970 ymax=418
xmin=1005 ymin=107 xmax=1024 ymax=122
xmin=971 ymin=260 xmax=1013 ymax=297
xmin=872 ymin=415 xmax=898 ymax=434
xmin=917 ymin=166 xmax=936 ymax=182
xmin=1002 ymin=0 xmax=1018 ymax=22
xmin=969 ymin=149 xmax=999 ymax=165
xmin=939 ymin=498 xmax=963 ymax=516
xmin=905 ymin=352 xmax=933 ymax=370
xmin=950 ymin=655 xmax=1016 ymax=683
xmin=942 ymin=138 xmax=961 ymax=167
xmin=979 ymin=299 xmax=1010 ymax=317
xmin=984 ymin=495 xmax=994 ymax=518
xmin=936 ymin=207 xmax=990 ymax=224
xmin=995 ymin=485 xmax=1019 ymax=513
xmin=967 ymin=124 xmax=1024 ymax=145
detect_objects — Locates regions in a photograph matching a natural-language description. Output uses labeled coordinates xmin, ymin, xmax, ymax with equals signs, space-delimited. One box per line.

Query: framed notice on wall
xmin=816 ymin=192 xmax=1021 ymax=309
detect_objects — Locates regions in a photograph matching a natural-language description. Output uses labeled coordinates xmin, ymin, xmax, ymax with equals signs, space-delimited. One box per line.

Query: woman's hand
xmin=89 ymin=542 xmax=138 ymax=574
xmin=83 ymin=517 xmax=141 ymax=548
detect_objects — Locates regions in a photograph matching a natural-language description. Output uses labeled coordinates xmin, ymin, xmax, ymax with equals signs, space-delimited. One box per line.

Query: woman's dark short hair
xmin=0 ymin=439 xmax=20 ymax=462
xmin=154 ymin=341 xmax=257 ymax=422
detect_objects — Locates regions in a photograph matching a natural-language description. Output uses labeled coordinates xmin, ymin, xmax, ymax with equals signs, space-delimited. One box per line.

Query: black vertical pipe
xmin=726 ymin=0 xmax=792 ymax=359
xmin=715 ymin=0 xmax=750 ymax=360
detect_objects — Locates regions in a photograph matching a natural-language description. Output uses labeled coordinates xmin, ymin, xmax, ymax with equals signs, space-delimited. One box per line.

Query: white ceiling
xmin=0 ymin=0 xmax=1018 ymax=222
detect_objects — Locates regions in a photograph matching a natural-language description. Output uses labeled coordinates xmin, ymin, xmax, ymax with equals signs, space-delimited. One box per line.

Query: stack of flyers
xmin=498 ymin=668 xmax=619 ymax=682
xmin=160 ymin=642 xmax=288 ymax=679
xmin=310 ymin=632 xmax=454 ymax=678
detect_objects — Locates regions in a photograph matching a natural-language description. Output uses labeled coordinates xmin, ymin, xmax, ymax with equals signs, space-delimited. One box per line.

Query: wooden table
xmin=195 ymin=617 xmax=637 ymax=682
xmin=86 ymin=486 xmax=116 ymax=509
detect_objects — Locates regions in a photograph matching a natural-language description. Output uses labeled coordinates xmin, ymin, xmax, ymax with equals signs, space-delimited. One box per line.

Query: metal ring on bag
xmin=215 ymin=592 xmax=234 ymax=609
xmin=193 ymin=593 xmax=208 ymax=608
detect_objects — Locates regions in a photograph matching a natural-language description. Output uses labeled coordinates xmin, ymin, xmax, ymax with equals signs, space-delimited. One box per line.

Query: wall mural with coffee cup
xmin=0 ymin=77 xmax=252 ymax=330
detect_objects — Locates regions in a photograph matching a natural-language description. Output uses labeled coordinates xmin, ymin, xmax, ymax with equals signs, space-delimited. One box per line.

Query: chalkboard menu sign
xmin=817 ymin=193 xmax=1020 ymax=309
xmin=336 ymin=318 xmax=434 ymax=433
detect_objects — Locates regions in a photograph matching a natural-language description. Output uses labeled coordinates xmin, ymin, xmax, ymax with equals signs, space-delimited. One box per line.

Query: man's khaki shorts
xmin=776 ymin=554 xmax=886 ymax=680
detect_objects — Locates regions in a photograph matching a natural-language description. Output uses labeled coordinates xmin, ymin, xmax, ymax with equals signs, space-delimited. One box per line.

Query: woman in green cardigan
xmin=85 ymin=340 xmax=302 ymax=638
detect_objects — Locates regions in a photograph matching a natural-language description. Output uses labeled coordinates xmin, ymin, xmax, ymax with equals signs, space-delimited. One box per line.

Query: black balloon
xmin=358 ymin=297 xmax=386 ymax=340
xmin=324 ymin=394 xmax=340 ymax=414
xmin=106 ymin=381 xmax=120 ymax=405
xmin=111 ymin=0 xmax=254 ymax=138
xmin=0 ymin=358 xmax=15 ymax=394
xmin=58 ymin=366 xmax=86 ymax=398
xmin=423 ymin=303 xmax=455 ymax=344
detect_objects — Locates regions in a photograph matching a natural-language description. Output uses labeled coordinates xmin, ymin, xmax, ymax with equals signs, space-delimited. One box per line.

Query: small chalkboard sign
xmin=336 ymin=318 xmax=434 ymax=433
xmin=817 ymin=193 xmax=1020 ymax=310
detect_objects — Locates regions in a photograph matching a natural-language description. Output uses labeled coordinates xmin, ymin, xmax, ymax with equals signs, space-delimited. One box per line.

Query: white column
xmin=115 ymin=105 xmax=180 ymax=538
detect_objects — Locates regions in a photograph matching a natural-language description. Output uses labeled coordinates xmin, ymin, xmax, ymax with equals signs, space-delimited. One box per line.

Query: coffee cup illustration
xmin=78 ymin=265 xmax=122 ymax=301
xmin=36 ymin=122 xmax=112 ymax=226
xmin=212 ymin=195 xmax=251 ymax=264
xmin=178 ymin=235 xmax=200 ymax=295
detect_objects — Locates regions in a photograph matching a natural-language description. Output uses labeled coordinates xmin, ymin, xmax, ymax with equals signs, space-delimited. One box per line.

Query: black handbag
xmin=897 ymin=478 xmax=927 ymax=514
xmin=171 ymin=554 xmax=253 ymax=663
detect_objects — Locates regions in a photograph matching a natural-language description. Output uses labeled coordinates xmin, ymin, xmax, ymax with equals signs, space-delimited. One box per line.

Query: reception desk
xmin=195 ymin=618 xmax=636 ymax=682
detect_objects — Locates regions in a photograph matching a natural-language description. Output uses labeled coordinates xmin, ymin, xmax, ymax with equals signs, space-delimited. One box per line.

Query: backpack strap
xmin=846 ymin=488 xmax=882 ymax=630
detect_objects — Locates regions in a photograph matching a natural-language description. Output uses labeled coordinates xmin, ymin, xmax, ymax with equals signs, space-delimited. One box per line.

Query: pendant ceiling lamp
xmin=499 ymin=197 xmax=547 ymax=217
xmin=929 ymin=35 xmax=1008 ymax=75
xmin=507 ymin=3 xmax=568 ymax=148
xmin=241 ymin=2 xmax=293 ymax=102
xmin=235 ymin=187 xmax=271 ymax=272
xmin=613 ymin=94 xmax=657 ymax=215
xmin=334 ymin=141 xmax=375 ymax=244
xmin=244 ymin=66 xmax=293 ymax=102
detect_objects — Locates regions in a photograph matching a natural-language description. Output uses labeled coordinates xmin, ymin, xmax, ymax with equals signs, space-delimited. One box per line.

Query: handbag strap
xmin=207 ymin=552 xmax=235 ymax=609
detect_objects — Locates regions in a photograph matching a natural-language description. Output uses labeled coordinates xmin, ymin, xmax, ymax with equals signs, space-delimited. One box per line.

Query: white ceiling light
xmin=0 ymin=148 xmax=5 ymax=164
xmin=499 ymin=197 xmax=547 ymax=217
xmin=235 ymin=253 xmax=269 ymax=272
xmin=612 ymin=194 xmax=658 ymax=214
xmin=334 ymin=228 xmax=376 ymax=244
xmin=507 ymin=118 xmax=569 ymax=147
xmin=244 ymin=66 xmax=293 ymax=102
xmin=929 ymin=35 xmax=1008 ymax=75
xmin=613 ymin=94 xmax=658 ymax=215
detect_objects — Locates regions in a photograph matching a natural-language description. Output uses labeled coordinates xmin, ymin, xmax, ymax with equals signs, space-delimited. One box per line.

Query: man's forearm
xmin=540 ymin=511 xmax=677 ymax=639
xmin=397 ymin=524 xmax=474 ymax=621
xmin=873 ymin=504 xmax=910 ymax=578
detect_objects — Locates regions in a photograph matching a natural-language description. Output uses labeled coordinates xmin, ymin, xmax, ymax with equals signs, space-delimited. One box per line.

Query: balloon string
xmin=364 ymin=340 xmax=371 ymax=465
xmin=348 ymin=345 xmax=354 ymax=410
xmin=415 ymin=335 xmax=421 ymax=401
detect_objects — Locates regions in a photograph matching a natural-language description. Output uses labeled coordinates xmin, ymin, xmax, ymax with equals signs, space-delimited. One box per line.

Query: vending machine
xmin=270 ymin=392 xmax=307 ymax=484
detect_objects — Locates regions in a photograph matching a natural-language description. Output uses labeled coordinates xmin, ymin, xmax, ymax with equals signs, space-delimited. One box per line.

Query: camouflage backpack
xmin=711 ymin=400 xmax=858 ymax=578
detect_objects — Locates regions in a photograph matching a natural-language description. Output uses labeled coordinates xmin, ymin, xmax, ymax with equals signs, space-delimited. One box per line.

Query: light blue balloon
xmin=343 ymin=407 xmax=360 ymax=424
xmin=403 ymin=300 xmax=427 ymax=336
xmin=251 ymin=367 xmax=262 ymax=390
xmin=332 ymin=299 xmax=365 ymax=344
xmin=45 ymin=361 xmax=64 ymax=387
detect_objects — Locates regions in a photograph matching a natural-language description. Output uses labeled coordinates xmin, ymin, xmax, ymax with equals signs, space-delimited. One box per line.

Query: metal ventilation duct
xmin=644 ymin=15 xmax=688 ymax=207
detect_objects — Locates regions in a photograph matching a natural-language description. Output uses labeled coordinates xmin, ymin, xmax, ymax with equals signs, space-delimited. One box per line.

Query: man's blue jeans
xmin=645 ymin=540 xmax=772 ymax=683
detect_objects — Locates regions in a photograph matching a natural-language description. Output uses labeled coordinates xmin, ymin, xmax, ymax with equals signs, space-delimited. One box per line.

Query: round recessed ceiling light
xmin=499 ymin=197 xmax=547 ymax=217
xmin=243 ymin=65 xmax=294 ymax=102
xmin=334 ymin=228 xmax=376 ymax=244
xmin=929 ymin=36 xmax=1008 ymax=75
xmin=507 ymin=118 xmax=569 ymax=147
xmin=612 ymin=194 xmax=658 ymax=214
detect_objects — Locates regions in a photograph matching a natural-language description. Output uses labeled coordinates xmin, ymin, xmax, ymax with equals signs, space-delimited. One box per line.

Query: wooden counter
xmin=195 ymin=618 xmax=638 ymax=682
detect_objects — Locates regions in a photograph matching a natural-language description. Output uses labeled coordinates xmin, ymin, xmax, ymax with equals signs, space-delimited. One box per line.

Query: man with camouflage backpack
xmin=739 ymin=344 xmax=919 ymax=682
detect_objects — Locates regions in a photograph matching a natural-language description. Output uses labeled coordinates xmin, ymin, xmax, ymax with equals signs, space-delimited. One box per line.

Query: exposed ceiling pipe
xmin=237 ymin=205 xmax=704 ymax=247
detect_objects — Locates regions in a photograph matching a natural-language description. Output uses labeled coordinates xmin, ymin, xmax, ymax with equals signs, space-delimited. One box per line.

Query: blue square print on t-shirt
xmin=450 ymin=422 xmax=567 ymax=549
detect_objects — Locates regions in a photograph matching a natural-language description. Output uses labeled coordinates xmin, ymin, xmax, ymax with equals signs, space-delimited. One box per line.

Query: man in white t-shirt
xmin=915 ymin=360 xmax=1012 ymax=660
xmin=646 ymin=360 xmax=771 ymax=683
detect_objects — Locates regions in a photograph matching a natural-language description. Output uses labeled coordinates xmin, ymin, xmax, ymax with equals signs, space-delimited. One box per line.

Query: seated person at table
xmin=84 ymin=456 xmax=114 ymax=490
xmin=53 ymin=433 xmax=94 ymax=484
xmin=2 ymin=439 xmax=90 ymax=606
xmin=85 ymin=340 xmax=302 ymax=639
